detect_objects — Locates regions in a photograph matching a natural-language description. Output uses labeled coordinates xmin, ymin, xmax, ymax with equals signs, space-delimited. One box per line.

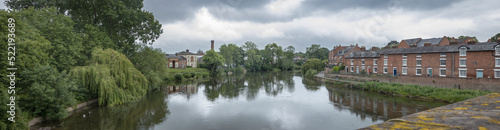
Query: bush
xmin=339 ymin=65 xmax=345 ymax=70
xmin=202 ymin=72 xmax=209 ymax=78
xmin=174 ymin=73 xmax=183 ymax=81
xmin=234 ymin=67 xmax=244 ymax=74
xmin=190 ymin=72 xmax=197 ymax=78
xmin=183 ymin=73 xmax=192 ymax=79
xmin=305 ymin=69 xmax=318 ymax=78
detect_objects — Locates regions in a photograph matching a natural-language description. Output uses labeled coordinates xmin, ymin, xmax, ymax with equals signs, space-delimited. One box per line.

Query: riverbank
xmin=316 ymin=72 xmax=491 ymax=103
xmin=360 ymin=93 xmax=500 ymax=130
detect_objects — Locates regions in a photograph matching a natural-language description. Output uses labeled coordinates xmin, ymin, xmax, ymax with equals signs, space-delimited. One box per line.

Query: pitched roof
xmin=336 ymin=46 xmax=356 ymax=56
xmin=402 ymin=38 xmax=422 ymax=45
xmin=344 ymin=50 xmax=380 ymax=58
xmin=177 ymin=51 xmax=196 ymax=55
xmin=456 ymin=37 xmax=471 ymax=43
xmin=378 ymin=42 xmax=498 ymax=54
xmin=166 ymin=54 xmax=186 ymax=60
xmin=415 ymin=37 xmax=444 ymax=47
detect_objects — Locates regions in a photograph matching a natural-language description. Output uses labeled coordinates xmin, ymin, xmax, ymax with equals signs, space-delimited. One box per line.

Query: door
xmin=172 ymin=61 xmax=176 ymax=68
xmin=428 ymin=68 xmax=432 ymax=77
xmin=356 ymin=66 xmax=359 ymax=74
xmin=393 ymin=67 xmax=397 ymax=76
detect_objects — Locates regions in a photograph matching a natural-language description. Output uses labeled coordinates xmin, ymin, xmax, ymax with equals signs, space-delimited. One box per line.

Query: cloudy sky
xmin=2 ymin=0 xmax=500 ymax=53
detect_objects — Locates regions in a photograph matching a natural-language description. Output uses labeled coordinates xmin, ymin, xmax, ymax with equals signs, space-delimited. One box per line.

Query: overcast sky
xmin=2 ymin=0 xmax=500 ymax=53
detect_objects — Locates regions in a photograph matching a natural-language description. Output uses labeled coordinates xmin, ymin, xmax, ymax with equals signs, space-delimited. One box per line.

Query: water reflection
xmin=326 ymin=85 xmax=446 ymax=122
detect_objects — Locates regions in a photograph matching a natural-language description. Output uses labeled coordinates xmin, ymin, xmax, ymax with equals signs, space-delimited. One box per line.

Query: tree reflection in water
xmin=201 ymin=71 xmax=297 ymax=101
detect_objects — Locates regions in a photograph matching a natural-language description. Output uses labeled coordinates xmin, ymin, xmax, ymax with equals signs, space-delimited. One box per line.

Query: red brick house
xmin=397 ymin=37 xmax=450 ymax=48
xmin=345 ymin=42 xmax=500 ymax=79
xmin=329 ymin=44 xmax=361 ymax=66
xmin=166 ymin=54 xmax=187 ymax=69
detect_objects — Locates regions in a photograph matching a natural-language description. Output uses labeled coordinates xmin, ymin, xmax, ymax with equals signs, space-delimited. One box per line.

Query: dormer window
xmin=459 ymin=47 xmax=467 ymax=56
xmin=384 ymin=54 xmax=388 ymax=58
xmin=350 ymin=53 xmax=353 ymax=57
xmin=361 ymin=52 xmax=365 ymax=57
xmin=495 ymin=45 xmax=500 ymax=56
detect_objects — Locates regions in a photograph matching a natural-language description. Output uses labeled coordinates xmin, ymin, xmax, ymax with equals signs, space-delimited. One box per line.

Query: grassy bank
xmin=327 ymin=81 xmax=491 ymax=103
xmin=164 ymin=68 xmax=210 ymax=82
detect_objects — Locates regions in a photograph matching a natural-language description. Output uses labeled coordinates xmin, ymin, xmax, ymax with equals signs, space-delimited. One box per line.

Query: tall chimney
xmin=211 ymin=40 xmax=214 ymax=50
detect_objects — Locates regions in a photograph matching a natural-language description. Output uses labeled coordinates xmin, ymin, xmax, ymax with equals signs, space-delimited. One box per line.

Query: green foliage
xmin=305 ymin=44 xmax=329 ymax=60
xmin=129 ymin=45 xmax=168 ymax=89
xmin=15 ymin=7 xmax=84 ymax=71
xmin=332 ymin=66 xmax=340 ymax=72
xmin=491 ymin=33 xmax=500 ymax=42
xmin=183 ymin=73 xmax=192 ymax=79
xmin=244 ymin=49 xmax=263 ymax=72
xmin=20 ymin=65 xmax=77 ymax=120
xmin=359 ymin=82 xmax=491 ymax=103
xmin=301 ymin=59 xmax=325 ymax=74
xmin=385 ymin=40 xmax=399 ymax=48
xmin=305 ymin=69 xmax=318 ymax=78
xmin=0 ymin=88 xmax=29 ymax=130
xmin=219 ymin=44 xmax=244 ymax=68
xmin=203 ymin=50 xmax=225 ymax=76
xmin=174 ymin=73 xmax=184 ymax=81
xmin=71 ymin=48 xmax=148 ymax=106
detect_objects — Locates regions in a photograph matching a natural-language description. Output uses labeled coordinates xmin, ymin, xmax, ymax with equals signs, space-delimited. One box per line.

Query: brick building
xmin=345 ymin=42 xmax=500 ymax=79
xmin=397 ymin=36 xmax=450 ymax=48
xmin=329 ymin=44 xmax=361 ymax=66
xmin=166 ymin=54 xmax=187 ymax=68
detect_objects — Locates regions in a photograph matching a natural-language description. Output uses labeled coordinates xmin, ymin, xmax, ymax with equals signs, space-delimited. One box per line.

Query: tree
xmin=278 ymin=46 xmax=295 ymax=70
xmin=71 ymin=48 xmax=149 ymax=106
xmin=242 ymin=41 xmax=258 ymax=51
xmin=245 ymin=49 xmax=263 ymax=72
xmin=6 ymin=0 xmax=163 ymax=56
xmin=384 ymin=41 xmax=398 ymax=48
xmin=203 ymin=50 xmax=225 ymax=76
xmin=490 ymin=33 xmax=500 ymax=42
xmin=129 ymin=45 xmax=168 ymax=90
xmin=15 ymin=7 xmax=83 ymax=71
xmin=264 ymin=43 xmax=283 ymax=66
xmin=458 ymin=36 xmax=478 ymax=42
xmin=301 ymin=59 xmax=324 ymax=74
xmin=306 ymin=44 xmax=328 ymax=60
xmin=219 ymin=44 xmax=244 ymax=68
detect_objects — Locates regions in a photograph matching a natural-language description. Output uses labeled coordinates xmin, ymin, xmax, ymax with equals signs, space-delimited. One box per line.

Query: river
xmin=35 ymin=71 xmax=447 ymax=130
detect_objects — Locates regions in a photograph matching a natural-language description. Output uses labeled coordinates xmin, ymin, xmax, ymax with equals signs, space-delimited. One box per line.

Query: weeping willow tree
xmin=72 ymin=48 xmax=149 ymax=106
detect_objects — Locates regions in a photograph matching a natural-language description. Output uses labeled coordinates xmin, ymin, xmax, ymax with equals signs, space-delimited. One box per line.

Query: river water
xmin=36 ymin=71 xmax=446 ymax=130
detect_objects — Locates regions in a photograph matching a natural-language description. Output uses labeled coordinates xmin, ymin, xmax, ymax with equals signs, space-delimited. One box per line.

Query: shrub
xmin=174 ymin=73 xmax=183 ymax=81
xmin=234 ymin=67 xmax=244 ymax=74
xmin=305 ymin=69 xmax=318 ymax=78
xmin=202 ymin=72 xmax=209 ymax=78
xmin=183 ymin=73 xmax=192 ymax=79
xmin=190 ymin=72 xmax=197 ymax=78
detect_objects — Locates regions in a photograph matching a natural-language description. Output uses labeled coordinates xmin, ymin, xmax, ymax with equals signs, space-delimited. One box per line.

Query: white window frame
xmin=459 ymin=47 xmax=467 ymax=56
xmin=361 ymin=59 xmax=365 ymax=65
xmin=459 ymin=68 xmax=467 ymax=78
xmin=416 ymin=53 xmax=421 ymax=57
xmin=476 ymin=69 xmax=483 ymax=78
xmin=440 ymin=52 xmax=446 ymax=57
xmin=402 ymin=67 xmax=407 ymax=75
xmin=402 ymin=59 xmax=407 ymax=66
xmin=416 ymin=68 xmax=422 ymax=76
xmin=351 ymin=66 xmax=354 ymax=72
xmin=373 ymin=66 xmax=378 ymax=73
xmin=384 ymin=54 xmax=388 ymax=58
xmin=351 ymin=59 xmax=354 ymax=65
xmin=362 ymin=66 xmax=366 ymax=72
xmin=373 ymin=59 xmax=377 ymax=65
xmin=496 ymin=58 xmax=500 ymax=67
xmin=459 ymin=58 xmax=466 ymax=67
xmin=440 ymin=58 xmax=446 ymax=67
xmin=495 ymin=46 xmax=500 ymax=56
xmin=383 ymin=67 xmax=388 ymax=74
xmin=403 ymin=54 xmax=407 ymax=57
xmin=384 ymin=59 xmax=388 ymax=66
xmin=439 ymin=68 xmax=446 ymax=77
xmin=495 ymin=69 xmax=500 ymax=78
xmin=416 ymin=59 xmax=422 ymax=66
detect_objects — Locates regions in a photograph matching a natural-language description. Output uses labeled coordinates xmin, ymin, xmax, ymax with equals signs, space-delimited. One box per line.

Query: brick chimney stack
xmin=360 ymin=46 xmax=366 ymax=51
xmin=371 ymin=47 xmax=379 ymax=50
xmin=356 ymin=44 xmax=358 ymax=47
xmin=211 ymin=40 xmax=214 ymax=50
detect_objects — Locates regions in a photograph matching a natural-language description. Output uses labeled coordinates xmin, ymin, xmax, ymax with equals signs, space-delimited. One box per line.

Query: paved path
xmin=360 ymin=93 xmax=500 ymax=130
xmin=314 ymin=71 xmax=362 ymax=84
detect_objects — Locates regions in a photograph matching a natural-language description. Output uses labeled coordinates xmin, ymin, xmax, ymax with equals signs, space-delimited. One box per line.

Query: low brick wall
xmin=325 ymin=73 xmax=500 ymax=92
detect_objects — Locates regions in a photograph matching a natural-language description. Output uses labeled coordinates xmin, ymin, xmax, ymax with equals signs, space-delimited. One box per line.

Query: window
xmin=373 ymin=66 xmax=378 ymax=73
xmin=402 ymin=67 xmax=407 ymax=75
xmin=496 ymin=58 xmax=500 ymax=67
xmin=403 ymin=54 xmax=407 ymax=57
xmin=459 ymin=68 xmax=467 ymax=78
xmin=416 ymin=68 xmax=422 ymax=75
xmin=339 ymin=57 xmax=342 ymax=62
xmin=384 ymin=54 xmax=388 ymax=58
xmin=495 ymin=69 xmax=500 ymax=78
xmin=351 ymin=66 xmax=354 ymax=72
xmin=362 ymin=59 xmax=365 ymax=65
xmin=384 ymin=59 xmax=388 ymax=66
xmin=362 ymin=66 xmax=365 ymax=72
xmin=439 ymin=68 xmax=446 ymax=77
xmin=417 ymin=53 xmax=421 ymax=57
xmin=496 ymin=46 xmax=500 ymax=56
xmin=383 ymin=67 xmax=388 ymax=74
xmin=350 ymin=53 xmax=353 ymax=57
xmin=440 ymin=58 xmax=446 ymax=66
xmin=334 ymin=57 xmax=337 ymax=62
xmin=477 ymin=69 xmax=483 ymax=78
xmin=351 ymin=59 xmax=354 ymax=65
xmin=459 ymin=58 xmax=466 ymax=67
xmin=440 ymin=52 xmax=446 ymax=57
xmin=402 ymin=59 xmax=407 ymax=66
xmin=361 ymin=52 xmax=365 ymax=57
xmin=373 ymin=59 xmax=377 ymax=65
xmin=416 ymin=59 xmax=421 ymax=66
xmin=459 ymin=47 xmax=467 ymax=56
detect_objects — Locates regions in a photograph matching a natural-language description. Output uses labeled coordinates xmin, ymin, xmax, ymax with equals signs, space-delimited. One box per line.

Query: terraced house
xmin=344 ymin=42 xmax=500 ymax=79
xmin=329 ymin=44 xmax=361 ymax=66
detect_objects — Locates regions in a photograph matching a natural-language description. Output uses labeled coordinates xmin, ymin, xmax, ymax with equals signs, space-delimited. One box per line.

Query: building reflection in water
xmin=164 ymin=84 xmax=199 ymax=99
xmin=326 ymin=86 xmax=445 ymax=122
